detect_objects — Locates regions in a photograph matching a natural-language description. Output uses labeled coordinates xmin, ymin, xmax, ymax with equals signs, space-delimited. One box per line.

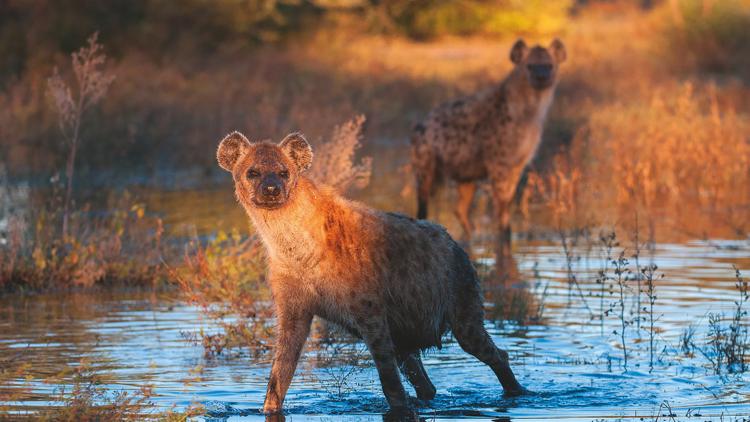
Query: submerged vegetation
xmin=696 ymin=267 xmax=749 ymax=375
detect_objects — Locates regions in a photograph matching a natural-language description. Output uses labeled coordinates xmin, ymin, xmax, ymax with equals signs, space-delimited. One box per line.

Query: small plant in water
xmin=612 ymin=250 xmax=631 ymax=370
xmin=37 ymin=359 xmax=154 ymax=421
xmin=632 ymin=213 xmax=643 ymax=333
xmin=1 ymin=191 xmax=164 ymax=291
xmin=698 ymin=267 xmax=749 ymax=375
xmin=597 ymin=230 xmax=617 ymax=336
xmin=679 ymin=324 xmax=696 ymax=357
xmin=705 ymin=312 xmax=727 ymax=375
xmin=309 ymin=324 xmax=370 ymax=401
xmin=171 ymin=229 xmax=274 ymax=357
xmin=490 ymin=284 xmax=541 ymax=326
xmin=726 ymin=266 xmax=749 ymax=373
xmin=531 ymin=261 xmax=550 ymax=321
xmin=641 ymin=262 xmax=662 ymax=372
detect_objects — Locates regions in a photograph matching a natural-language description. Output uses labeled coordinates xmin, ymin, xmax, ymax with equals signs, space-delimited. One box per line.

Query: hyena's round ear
xmin=550 ymin=38 xmax=566 ymax=63
xmin=510 ymin=39 xmax=527 ymax=64
xmin=217 ymin=131 xmax=251 ymax=172
xmin=279 ymin=132 xmax=313 ymax=173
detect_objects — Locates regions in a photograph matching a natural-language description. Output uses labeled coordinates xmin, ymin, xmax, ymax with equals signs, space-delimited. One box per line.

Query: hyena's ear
xmin=279 ymin=132 xmax=313 ymax=172
xmin=550 ymin=38 xmax=566 ymax=63
xmin=510 ymin=39 xmax=527 ymax=64
xmin=217 ymin=131 xmax=251 ymax=172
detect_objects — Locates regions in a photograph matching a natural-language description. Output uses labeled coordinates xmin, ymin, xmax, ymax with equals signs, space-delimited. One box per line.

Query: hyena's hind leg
xmin=398 ymin=352 xmax=436 ymax=401
xmin=454 ymin=181 xmax=477 ymax=244
xmin=449 ymin=247 xmax=526 ymax=396
xmin=411 ymin=127 xmax=437 ymax=220
xmin=415 ymin=160 xmax=436 ymax=220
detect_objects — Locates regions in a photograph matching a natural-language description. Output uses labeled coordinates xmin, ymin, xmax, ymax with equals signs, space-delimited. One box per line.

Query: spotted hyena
xmin=217 ymin=131 xmax=526 ymax=416
xmin=411 ymin=39 xmax=566 ymax=277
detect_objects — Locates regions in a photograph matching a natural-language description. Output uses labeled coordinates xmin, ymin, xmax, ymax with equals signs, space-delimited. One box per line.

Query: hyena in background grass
xmin=217 ymin=130 xmax=526 ymax=417
xmin=411 ymin=38 xmax=566 ymax=282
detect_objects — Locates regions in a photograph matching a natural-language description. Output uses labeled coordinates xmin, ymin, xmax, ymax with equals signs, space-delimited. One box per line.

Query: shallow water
xmin=2 ymin=234 xmax=750 ymax=420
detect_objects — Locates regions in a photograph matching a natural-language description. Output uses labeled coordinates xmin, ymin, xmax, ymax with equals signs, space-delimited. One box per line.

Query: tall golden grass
xmin=524 ymin=81 xmax=750 ymax=240
xmin=585 ymin=82 xmax=749 ymax=230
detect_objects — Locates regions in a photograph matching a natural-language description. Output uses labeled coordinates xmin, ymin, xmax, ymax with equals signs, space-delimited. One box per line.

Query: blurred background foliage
xmin=0 ymin=0 xmax=748 ymax=188
xmin=661 ymin=0 xmax=750 ymax=73
xmin=0 ymin=0 xmax=572 ymax=82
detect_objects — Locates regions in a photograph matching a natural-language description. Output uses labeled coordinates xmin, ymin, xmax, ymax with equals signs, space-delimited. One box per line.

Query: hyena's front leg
xmin=489 ymin=172 xmax=522 ymax=285
xmin=356 ymin=314 xmax=410 ymax=411
xmin=263 ymin=307 xmax=313 ymax=414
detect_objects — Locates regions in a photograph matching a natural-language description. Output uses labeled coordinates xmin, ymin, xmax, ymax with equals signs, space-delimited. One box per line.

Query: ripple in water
xmin=1 ymin=240 xmax=749 ymax=420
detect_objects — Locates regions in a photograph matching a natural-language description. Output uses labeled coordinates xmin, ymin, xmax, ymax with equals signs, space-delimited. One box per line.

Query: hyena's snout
xmin=260 ymin=174 xmax=283 ymax=198
xmin=253 ymin=174 xmax=287 ymax=209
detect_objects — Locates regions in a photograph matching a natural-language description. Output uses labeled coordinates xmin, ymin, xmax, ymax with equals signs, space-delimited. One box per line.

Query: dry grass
xmin=520 ymin=10 xmax=749 ymax=241
xmin=552 ymin=82 xmax=750 ymax=239
xmin=309 ymin=114 xmax=372 ymax=193
xmin=308 ymin=2 xmax=749 ymax=244
xmin=47 ymin=32 xmax=115 ymax=238
xmin=171 ymin=229 xmax=274 ymax=357
xmin=0 ymin=2 xmax=746 ymax=302
xmin=0 ymin=188 xmax=165 ymax=291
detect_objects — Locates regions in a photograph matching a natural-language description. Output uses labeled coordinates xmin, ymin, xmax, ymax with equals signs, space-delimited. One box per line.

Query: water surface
xmin=2 ymin=235 xmax=749 ymax=420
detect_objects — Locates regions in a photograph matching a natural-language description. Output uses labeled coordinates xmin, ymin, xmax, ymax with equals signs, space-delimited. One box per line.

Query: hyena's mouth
xmin=252 ymin=199 xmax=286 ymax=210
xmin=531 ymin=78 xmax=554 ymax=90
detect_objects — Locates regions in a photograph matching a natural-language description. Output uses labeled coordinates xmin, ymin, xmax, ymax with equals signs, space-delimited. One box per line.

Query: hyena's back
xmin=410 ymin=94 xmax=492 ymax=185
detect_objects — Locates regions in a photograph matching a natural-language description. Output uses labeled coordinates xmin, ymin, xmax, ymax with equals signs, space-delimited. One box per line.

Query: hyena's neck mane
xmin=245 ymin=177 xmax=345 ymax=269
xmin=492 ymin=67 xmax=556 ymax=123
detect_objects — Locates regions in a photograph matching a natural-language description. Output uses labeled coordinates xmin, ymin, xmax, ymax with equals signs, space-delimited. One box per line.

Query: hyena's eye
xmin=278 ymin=170 xmax=289 ymax=179
xmin=247 ymin=169 xmax=261 ymax=179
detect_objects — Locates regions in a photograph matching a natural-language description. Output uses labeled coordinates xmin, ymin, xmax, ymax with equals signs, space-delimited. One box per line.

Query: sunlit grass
xmin=0 ymin=190 xmax=165 ymax=292
xmin=521 ymin=82 xmax=749 ymax=242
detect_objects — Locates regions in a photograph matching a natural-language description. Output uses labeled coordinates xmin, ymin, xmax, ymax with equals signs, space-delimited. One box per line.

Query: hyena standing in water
xmin=217 ymin=131 xmax=526 ymax=416
xmin=411 ymin=39 xmax=566 ymax=280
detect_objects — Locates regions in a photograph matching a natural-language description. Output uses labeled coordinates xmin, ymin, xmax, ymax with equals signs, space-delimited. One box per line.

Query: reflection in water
xmin=2 ymin=238 xmax=750 ymax=419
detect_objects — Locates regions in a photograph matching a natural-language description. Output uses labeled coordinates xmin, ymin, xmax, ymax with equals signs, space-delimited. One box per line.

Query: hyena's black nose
xmin=265 ymin=185 xmax=279 ymax=196
xmin=261 ymin=176 xmax=282 ymax=197
xmin=528 ymin=64 xmax=552 ymax=80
